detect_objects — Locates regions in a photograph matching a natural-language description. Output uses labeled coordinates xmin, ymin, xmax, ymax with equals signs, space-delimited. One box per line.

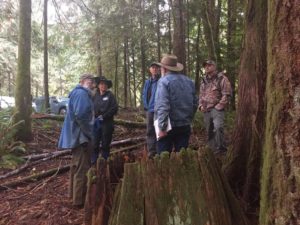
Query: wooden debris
xmin=85 ymin=149 xmax=249 ymax=225
xmin=0 ymin=165 xmax=70 ymax=191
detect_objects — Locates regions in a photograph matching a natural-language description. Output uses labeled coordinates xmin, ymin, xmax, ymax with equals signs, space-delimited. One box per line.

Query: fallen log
xmin=110 ymin=137 xmax=145 ymax=147
xmin=32 ymin=113 xmax=146 ymax=128
xmin=1 ymin=137 xmax=145 ymax=181
xmin=111 ymin=142 xmax=145 ymax=154
xmin=23 ymin=150 xmax=71 ymax=161
xmin=0 ymin=165 xmax=70 ymax=191
xmin=85 ymin=148 xmax=249 ymax=225
xmin=0 ymin=150 xmax=71 ymax=180
xmin=23 ymin=137 xmax=145 ymax=161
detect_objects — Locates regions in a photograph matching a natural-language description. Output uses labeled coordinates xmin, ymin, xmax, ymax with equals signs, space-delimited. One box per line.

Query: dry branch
xmin=0 ymin=165 xmax=70 ymax=191
xmin=0 ymin=150 xmax=71 ymax=180
xmin=111 ymin=142 xmax=145 ymax=154
xmin=0 ymin=137 xmax=145 ymax=181
xmin=23 ymin=137 xmax=145 ymax=161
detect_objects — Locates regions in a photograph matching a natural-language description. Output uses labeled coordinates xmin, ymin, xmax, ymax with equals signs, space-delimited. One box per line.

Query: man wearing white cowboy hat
xmin=154 ymin=54 xmax=198 ymax=154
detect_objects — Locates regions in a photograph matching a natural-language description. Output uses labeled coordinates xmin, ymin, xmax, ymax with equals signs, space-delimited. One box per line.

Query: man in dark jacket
xmin=58 ymin=73 xmax=94 ymax=209
xmin=154 ymin=54 xmax=198 ymax=153
xmin=142 ymin=63 xmax=160 ymax=157
xmin=92 ymin=76 xmax=118 ymax=162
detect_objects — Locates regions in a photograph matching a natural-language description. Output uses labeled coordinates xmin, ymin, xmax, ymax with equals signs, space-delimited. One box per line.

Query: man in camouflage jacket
xmin=199 ymin=60 xmax=232 ymax=153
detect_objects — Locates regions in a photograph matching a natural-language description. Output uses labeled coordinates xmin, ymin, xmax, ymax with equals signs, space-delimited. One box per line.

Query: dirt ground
xmin=0 ymin=109 xmax=207 ymax=225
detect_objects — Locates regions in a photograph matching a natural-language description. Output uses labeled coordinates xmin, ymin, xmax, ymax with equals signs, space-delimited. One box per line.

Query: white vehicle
xmin=0 ymin=96 xmax=15 ymax=109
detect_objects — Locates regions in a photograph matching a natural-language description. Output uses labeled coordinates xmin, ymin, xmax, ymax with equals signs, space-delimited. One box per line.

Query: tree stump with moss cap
xmin=85 ymin=149 xmax=249 ymax=225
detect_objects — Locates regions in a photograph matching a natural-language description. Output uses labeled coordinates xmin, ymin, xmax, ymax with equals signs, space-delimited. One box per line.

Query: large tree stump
xmin=85 ymin=149 xmax=249 ymax=225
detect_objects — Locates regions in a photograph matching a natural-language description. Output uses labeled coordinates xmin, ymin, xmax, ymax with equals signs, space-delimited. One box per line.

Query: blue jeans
xmin=157 ymin=125 xmax=191 ymax=154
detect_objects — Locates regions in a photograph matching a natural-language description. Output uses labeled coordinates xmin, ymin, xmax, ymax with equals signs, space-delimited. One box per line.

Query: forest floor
xmin=0 ymin=108 xmax=218 ymax=225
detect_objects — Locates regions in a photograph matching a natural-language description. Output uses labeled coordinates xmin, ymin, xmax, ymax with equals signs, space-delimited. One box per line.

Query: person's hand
xmin=158 ymin=130 xmax=168 ymax=140
xmin=199 ymin=106 xmax=207 ymax=112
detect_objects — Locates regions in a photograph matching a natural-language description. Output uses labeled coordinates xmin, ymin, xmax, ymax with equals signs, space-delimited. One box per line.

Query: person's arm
xmin=73 ymin=92 xmax=93 ymax=139
xmin=155 ymin=80 xmax=170 ymax=132
xmin=215 ymin=76 xmax=232 ymax=110
xmin=192 ymin=82 xmax=199 ymax=116
xmin=142 ymin=80 xmax=148 ymax=110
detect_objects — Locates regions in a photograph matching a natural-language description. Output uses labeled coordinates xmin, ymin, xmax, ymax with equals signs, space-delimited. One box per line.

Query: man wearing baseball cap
xmin=199 ymin=60 xmax=232 ymax=154
xmin=58 ymin=73 xmax=94 ymax=209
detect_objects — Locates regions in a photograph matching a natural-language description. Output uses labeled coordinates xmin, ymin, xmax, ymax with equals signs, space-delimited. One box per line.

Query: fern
xmin=0 ymin=108 xmax=25 ymax=168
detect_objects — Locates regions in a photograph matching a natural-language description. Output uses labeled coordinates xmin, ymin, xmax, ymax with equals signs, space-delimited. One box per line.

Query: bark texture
xmin=86 ymin=149 xmax=249 ymax=225
xmin=169 ymin=0 xmax=186 ymax=72
xmin=14 ymin=0 xmax=32 ymax=141
xmin=260 ymin=1 xmax=300 ymax=224
xmin=222 ymin=0 xmax=267 ymax=211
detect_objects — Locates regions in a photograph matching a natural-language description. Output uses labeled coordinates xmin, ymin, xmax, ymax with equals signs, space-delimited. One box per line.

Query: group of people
xmin=143 ymin=55 xmax=232 ymax=157
xmin=57 ymin=53 xmax=232 ymax=209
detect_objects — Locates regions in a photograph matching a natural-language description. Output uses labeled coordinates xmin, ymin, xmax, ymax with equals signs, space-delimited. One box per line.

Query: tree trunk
xmin=8 ymin=72 xmax=12 ymax=96
xmin=14 ymin=0 xmax=32 ymax=141
xmin=114 ymin=44 xmax=119 ymax=101
xmin=156 ymin=0 xmax=161 ymax=60
xmin=186 ymin=0 xmax=190 ymax=75
xmin=123 ymin=36 xmax=128 ymax=108
xmin=200 ymin=0 xmax=220 ymax=63
xmin=169 ymin=0 xmax=186 ymax=73
xmin=43 ymin=0 xmax=50 ymax=110
xmin=226 ymin=0 xmax=237 ymax=110
xmin=223 ymin=0 xmax=267 ymax=212
xmin=260 ymin=1 xmax=300 ymax=224
xmin=168 ymin=6 xmax=172 ymax=53
xmin=131 ymin=41 xmax=137 ymax=108
xmin=100 ymin=150 xmax=249 ymax=225
xmin=194 ymin=19 xmax=201 ymax=94
xmin=139 ymin=0 xmax=146 ymax=106
xmin=96 ymin=31 xmax=102 ymax=77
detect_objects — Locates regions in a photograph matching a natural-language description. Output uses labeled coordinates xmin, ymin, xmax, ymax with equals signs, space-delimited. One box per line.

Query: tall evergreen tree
xmin=223 ymin=0 xmax=268 ymax=212
xmin=260 ymin=1 xmax=300 ymax=224
xmin=14 ymin=0 xmax=32 ymax=141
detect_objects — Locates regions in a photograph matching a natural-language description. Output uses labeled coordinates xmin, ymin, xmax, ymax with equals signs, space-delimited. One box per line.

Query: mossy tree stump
xmin=85 ymin=149 xmax=249 ymax=225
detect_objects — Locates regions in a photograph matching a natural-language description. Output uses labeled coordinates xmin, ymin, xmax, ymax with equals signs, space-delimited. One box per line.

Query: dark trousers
xmin=157 ymin=125 xmax=191 ymax=154
xmin=146 ymin=111 xmax=157 ymax=156
xmin=69 ymin=143 xmax=91 ymax=206
xmin=92 ymin=119 xmax=114 ymax=163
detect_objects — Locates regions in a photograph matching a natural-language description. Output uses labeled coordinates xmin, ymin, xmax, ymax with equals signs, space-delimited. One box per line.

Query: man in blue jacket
xmin=154 ymin=55 xmax=198 ymax=154
xmin=142 ymin=63 xmax=160 ymax=157
xmin=58 ymin=73 xmax=94 ymax=209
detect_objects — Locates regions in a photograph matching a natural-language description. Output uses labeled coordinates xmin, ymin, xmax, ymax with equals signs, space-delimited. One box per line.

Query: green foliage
xmin=0 ymin=108 xmax=26 ymax=169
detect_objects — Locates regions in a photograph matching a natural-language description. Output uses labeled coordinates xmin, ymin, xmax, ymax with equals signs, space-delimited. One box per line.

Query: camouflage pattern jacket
xmin=199 ymin=72 xmax=232 ymax=111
